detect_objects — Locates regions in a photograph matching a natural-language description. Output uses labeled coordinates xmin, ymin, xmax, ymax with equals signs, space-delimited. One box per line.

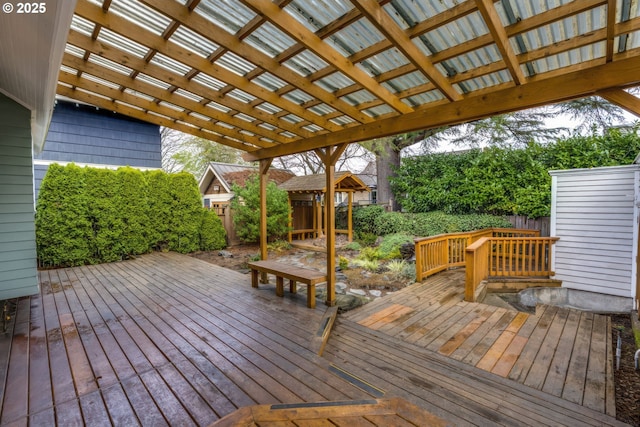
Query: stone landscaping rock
xmin=218 ymin=250 xmax=233 ymax=258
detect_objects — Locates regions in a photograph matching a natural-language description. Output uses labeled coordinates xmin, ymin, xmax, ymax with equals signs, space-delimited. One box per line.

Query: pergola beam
xmin=598 ymin=88 xmax=640 ymax=117
xmin=352 ymin=0 xmax=462 ymax=101
xmin=244 ymin=54 xmax=640 ymax=161
xmin=239 ymin=0 xmax=414 ymax=115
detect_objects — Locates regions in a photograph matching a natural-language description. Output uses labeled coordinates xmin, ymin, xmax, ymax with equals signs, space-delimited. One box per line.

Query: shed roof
xmin=199 ymin=161 xmax=295 ymax=193
xmin=279 ymin=171 xmax=369 ymax=193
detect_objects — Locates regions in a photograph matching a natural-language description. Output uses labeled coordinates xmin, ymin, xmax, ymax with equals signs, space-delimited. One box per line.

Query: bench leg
xmin=307 ymin=284 xmax=316 ymax=309
xmin=276 ymin=276 xmax=284 ymax=297
xmin=251 ymin=269 xmax=259 ymax=288
xmin=289 ymin=280 xmax=296 ymax=294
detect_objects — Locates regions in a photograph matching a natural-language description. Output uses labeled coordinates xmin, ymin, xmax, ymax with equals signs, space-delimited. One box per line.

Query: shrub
xmin=352 ymin=258 xmax=380 ymax=272
xmin=377 ymin=234 xmax=413 ymax=259
xmin=343 ymin=241 xmax=362 ymax=252
xmin=268 ymin=240 xmax=292 ymax=252
xmin=358 ymin=246 xmax=381 ymax=261
xmin=145 ymin=170 xmax=172 ymax=251
xmin=353 ymin=205 xmax=385 ymax=234
xmin=338 ymin=255 xmax=349 ymax=270
xmin=36 ymin=164 xmax=92 ymax=267
xmin=167 ymin=172 xmax=203 ymax=253
xmin=116 ymin=167 xmax=149 ymax=256
xmin=200 ymin=209 xmax=227 ymax=251
xmin=231 ymin=174 xmax=290 ymax=243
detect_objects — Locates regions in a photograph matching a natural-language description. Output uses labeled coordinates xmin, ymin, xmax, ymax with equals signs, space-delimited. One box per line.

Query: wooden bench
xmin=248 ymin=260 xmax=327 ymax=308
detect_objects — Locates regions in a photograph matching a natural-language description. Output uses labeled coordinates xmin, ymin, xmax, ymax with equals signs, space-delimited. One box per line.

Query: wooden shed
xmin=550 ymin=164 xmax=639 ymax=308
xmin=278 ymin=171 xmax=369 ymax=243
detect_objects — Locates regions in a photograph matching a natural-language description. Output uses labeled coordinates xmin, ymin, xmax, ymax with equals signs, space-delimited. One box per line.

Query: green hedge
xmin=353 ymin=205 xmax=512 ymax=239
xmin=391 ymin=128 xmax=640 ymax=218
xmin=36 ymin=165 xmax=226 ymax=267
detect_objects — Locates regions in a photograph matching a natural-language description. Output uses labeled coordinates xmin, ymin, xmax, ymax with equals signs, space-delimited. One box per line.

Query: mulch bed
xmin=611 ymin=314 xmax=640 ymax=426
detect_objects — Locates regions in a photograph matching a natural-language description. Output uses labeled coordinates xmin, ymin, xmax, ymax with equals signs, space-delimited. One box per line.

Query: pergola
xmin=278 ymin=171 xmax=369 ymax=243
xmin=5 ymin=0 xmax=640 ymax=307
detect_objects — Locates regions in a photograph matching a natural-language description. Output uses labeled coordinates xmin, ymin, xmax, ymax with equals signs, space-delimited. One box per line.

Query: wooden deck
xmin=340 ymin=268 xmax=617 ymax=416
xmin=0 ymin=253 xmax=627 ymax=426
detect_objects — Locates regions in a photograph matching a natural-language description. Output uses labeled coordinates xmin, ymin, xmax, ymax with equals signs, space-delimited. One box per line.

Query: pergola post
xmin=316 ymin=143 xmax=349 ymax=307
xmin=348 ymin=191 xmax=353 ymax=242
xmin=287 ymin=194 xmax=293 ymax=243
xmin=316 ymin=193 xmax=323 ymax=238
xmin=259 ymin=158 xmax=272 ymax=283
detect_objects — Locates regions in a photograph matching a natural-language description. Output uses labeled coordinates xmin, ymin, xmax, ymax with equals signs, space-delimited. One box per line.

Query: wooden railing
xmin=414 ymin=228 xmax=540 ymax=281
xmin=465 ymin=236 xmax=558 ymax=302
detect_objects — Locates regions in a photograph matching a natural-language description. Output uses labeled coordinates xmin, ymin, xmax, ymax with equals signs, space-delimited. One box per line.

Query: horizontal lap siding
xmin=33 ymin=101 xmax=161 ymax=197
xmin=0 ymin=94 xmax=38 ymax=299
xmin=552 ymin=168 xmax=637 ymax=297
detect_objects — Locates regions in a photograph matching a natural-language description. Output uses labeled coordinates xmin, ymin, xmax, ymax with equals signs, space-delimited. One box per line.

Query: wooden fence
xmin=414 ymin=228 xmax=540 ymax=281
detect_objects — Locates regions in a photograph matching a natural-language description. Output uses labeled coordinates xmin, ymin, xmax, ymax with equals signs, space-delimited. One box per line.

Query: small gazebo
xmin=279 ymin=171 xmax=369 ymax=243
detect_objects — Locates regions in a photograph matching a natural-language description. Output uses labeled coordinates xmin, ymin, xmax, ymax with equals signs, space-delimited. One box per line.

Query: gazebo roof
xmin=279 ymin=171 xmax=369 ymax=193
xmin=8 ymin=0 xmax=638 ymax=158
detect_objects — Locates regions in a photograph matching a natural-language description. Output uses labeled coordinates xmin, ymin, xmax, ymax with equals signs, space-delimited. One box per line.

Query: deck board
xmin=0 ymin=253 xmax=626 ymax=426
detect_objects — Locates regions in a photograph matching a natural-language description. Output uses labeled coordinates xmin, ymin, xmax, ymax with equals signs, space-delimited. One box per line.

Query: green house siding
xmin=0 ymin=94 xmax=39 ymax=299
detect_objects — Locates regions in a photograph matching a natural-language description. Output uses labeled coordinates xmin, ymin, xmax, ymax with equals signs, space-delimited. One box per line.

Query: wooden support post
xmin=315 ymin=143 xmax=348 ymax=307
xmin=287 ymin=194 xmax=293 ymax=243
xmin=316 ymin=193 xmax=323 ymax=238
xmin=347 ymin=191 xmax=353 ymax=242
xmin=259 ymin=158 xmax=272 ymax=283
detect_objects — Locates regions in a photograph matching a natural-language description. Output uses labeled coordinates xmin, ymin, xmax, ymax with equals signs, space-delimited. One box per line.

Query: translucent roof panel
xmin=285 ymin=51 xmax=329 ymax=77
xmin=529 ymin=43 xmax=606 ymax=75
xmin=109 ymin=0 xmax=171 ymax=36
xmin=283 ymin=89 xmax=315 ymax=105
xmin=340 ymin=89 xmax=377 ymax=106
xmin=462 ymin=70 xmax=513 ymax=93
xmin=419 ymin=12 xmax=488 ymax=53
xmin=170 ymin=26 xmax=220 ymax=58
xmin=150 ymin=53 xmax=191 ymax=76
xmin=192 ymin=73 xmax=226 ymax=91
xmin=286 ymin=0 xmax=354 ymax=30
xmin=252 ymin=72 xmax=288 ymax=92
xmin=383 ymin=71 xmax=429 ymax=93
xmin=216 ymin=51 xmax=256 ymax=76
xmin=227 ymin=88 xmax=257 ymax=104
xmin=256 ymin=102 xmax=282 ymax=115
xmin=87 ymin=55 xmax=133 ymax=76
xmin=174 ymin=89 xmax=204 ymax=104
xmin=315 ymin=72 xmax=355 ymax=92
xmin=65 ymin=44 xmax=86 ymax=59
xmin=447 ymin=45 xmax=502 ymax=74
xmin=330 ymin=115 xmax=356 ymax=126
xmin=308 ymin=103 xmax=336 ymax=116
xmin=135 ymin=73 xmax=172 ymax=90
xmin=363 ymin=104 xmax=395 ymax=118
xmin=512 ymin=7 xmax=607 ymax=54
xmin=361 ymin=48 xmax=411 ymax=75
xmin=383 ymin=0 xmax=460 ymax=30
xmin=404 ymin=90 xmax=444 ymax=107
xmin=245 ymin=22 xmax=297 ymax=58
xmin=195 ymin=0 xmax=257 ymax=35
xmin=97 ymin=28 xmax=148 ymax=59
xmin=332 ymin=19 xmax=386 ymax=52
xmin=498 ymin=0 xmax=576 ymax=23
xmin=70 ymin=15 xmax=95 ymax=37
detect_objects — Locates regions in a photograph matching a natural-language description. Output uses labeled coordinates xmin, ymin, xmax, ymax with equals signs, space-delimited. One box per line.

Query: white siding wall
xmin=550 ymin=165 xmax=638 ymax=298
xmin=0 ymin=93 xmax=39 ymax=299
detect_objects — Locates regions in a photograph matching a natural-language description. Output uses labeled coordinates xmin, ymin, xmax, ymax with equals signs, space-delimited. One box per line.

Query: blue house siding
xmin=34 ymin=100 xmax=162 ymax=196
xmin=0 ymin=93 xmax=39 ymax=299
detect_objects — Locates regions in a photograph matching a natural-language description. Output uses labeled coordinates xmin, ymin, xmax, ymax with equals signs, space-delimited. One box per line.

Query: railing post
xmin=415 ymin=240 xmax=423 ymax=282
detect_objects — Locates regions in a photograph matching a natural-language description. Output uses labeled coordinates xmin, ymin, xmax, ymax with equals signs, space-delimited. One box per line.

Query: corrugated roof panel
xmin=256 ymin=102 xmax=282 ymax=114
xmin=88 ymin=55 xmax=133 ymax=76
xmin=259 ymin=123 xmax=277 ymax=132
xmin=340 ymin=89 xmax=376 ymax=106
xmin=363 ymin=48 xmax=410 ymax=75
xmin=302 ymin=124 xmax=323 ymax=132
xmin=285 ymin=51 xmax=329 ymax=77
xmin=625 ymin=30 xmax=640 ymax=50
xmin=135 ymin=73 xmax=172 ymax=90
xmin=529 ymin=42 xmax=605 ymax=75
xmin=174 ymin=88 xmax=204 ymax=103
xmin=447 ymin=45 xmax=502 ymax=73
xmin=383 ymin=0 xmax=455 ymax=31
xmin=70 ymin=15 xmax=95 ymax=36
xmin=206 ymin=102 xmax=232 ymax=114
xmin=65 ymin=44 xmax=86 ymax=59
xmin=227 ymin=89 xmax=257 ymax=103
xmin=195 ymin=0 xmax=256 ymax=34
xmin=382 ymin=71 xmax=428 ymax=93
xmin=462 ymin=70 xmax=512 ymax=92
xmin=252 ymin=72 xmax=288 ymax=92
xmin=83 ymin=73 xmax=121 ymax=91
xmin=189 ymin=111 xmax=213 ymax=122
xmin=308 ymin=103 xmax=336 ymax=116
xmin=364 ymin=104 xmax=394 ymax=118
xmin=157 ymin=101 xmax=183 ymax=112
xmin=403 ymin=90 xmax=444 ymax=107
xmin=109 ymin=0 xmax=171 ymax=36
xmin=283 ymin=89 xmax=315 ymax=105
xmin=245 ymin=22 xmax=296 ymax=57
xmin=316 ymin=72 xmax=355 ymax=92
xmin=123 ymin=89 xmax=154 ymax=103
xmin=286 ymin=0 xmax=354 ymax=29
xmin=421 ymin=12 xmax=488 ymax=54
xmin=216 ymin=51 xmax=256 ymax=76
xmin=192 ymin=73 xmax=226 ymax=91
xmin=281 ymin=131 xmax=297 ymax=138
xmin=97 ymin=28 xmax=148 ymax=59
xmin=150 ymin=53 xmax=191 ymax=76
xmin=333 ymin=18 xmax=386 ymax=51
xmin=60 ymin=65 xmax=77 ymax=75
xmin=281 ymin=114 xmax=303 ymax=124
xmin=234 ymin=113 xmax=255 ymax=122
xmin=170 ymin=26 xmax=220 ymax=58
xmin=331 ymin=115 xmax=356 ymax=126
